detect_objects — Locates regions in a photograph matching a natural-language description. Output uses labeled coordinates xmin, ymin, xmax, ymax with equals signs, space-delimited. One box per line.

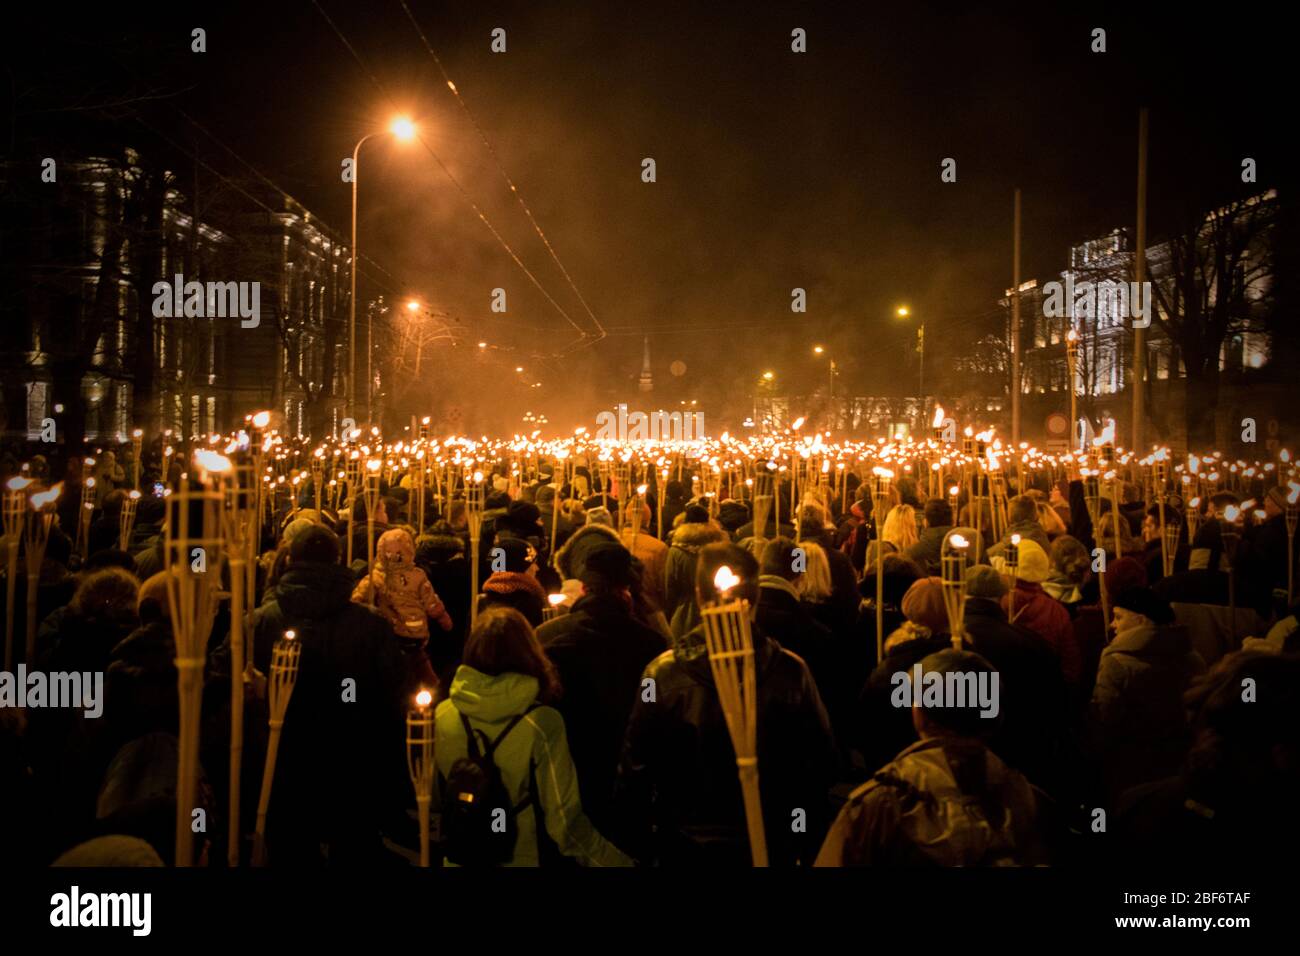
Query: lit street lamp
xmin=349 ymin=116 xmax=417 ymax=426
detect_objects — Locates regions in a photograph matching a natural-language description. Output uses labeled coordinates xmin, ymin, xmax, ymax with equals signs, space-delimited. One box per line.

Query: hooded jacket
xmin=245 ymin=560 xmax=413 ymax=862
xmin=814 ymin=736 xmax=1048 ymax=866
xmin=905 ymin=525 xmax=955 ymax=575
xmin=663 ymin=522 xmax=730 ymax=627
xmin=537 ymin=592 xmax=667 ymax=831
xmin=619 ymin=528 xmax=668 ymax=609
xmin=432 ymin=667 xmax=632 ymax=867
xmin=615 ymin=623 xmax=837 ymax=866
xmin=553 ymin=524 xmax=624 ymax=582
xmin=351 ymin=529 xmax=452 ymax=638
xmin=1089 ymin=622 xmax=1205 ymax=797
xmin=1003 ymin=580 xmax=1081 ymax=686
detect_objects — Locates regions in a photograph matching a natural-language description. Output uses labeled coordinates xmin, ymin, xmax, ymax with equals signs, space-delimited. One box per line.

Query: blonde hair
xmin=882 ymin=504 xmax=919 ymax=552
xmin=795 ymin=540 xmax=833 ymax=602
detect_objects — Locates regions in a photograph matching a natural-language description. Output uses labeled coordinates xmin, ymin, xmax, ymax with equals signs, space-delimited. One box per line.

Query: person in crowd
xmin=433 ymin=606 xmax=632 ymax=867
xmin=817 ymin=649 xmax=1051 ymax=866
xmin=904 ymin=499 xmax=954 ymax=575
xmin=617 ymin=543 xmax=837 ymax=866
xmin=1042 ymin=534 xmax=1091 ymax=612
xmin=1089 ymin=587 xmax=1206 ymax=800
xmin=1002 ymin=539 xmax=1081 ymax=687
xmin=537 ymin=541 xmax=665 ymax=832
xmin=756 ymin=538 xmax=837 ymax=711
xmin=881 ymin=503 xmax=919 ymax=554
xmin=988 ymin=495 xmax=1051 ymax=561
xmin=620 ymin=498 xmax=668 ymax=609
xmin=663 ymin=513 xmax=729 ymax=636
xmin=478 ymin=537 xmax=548 ymax=627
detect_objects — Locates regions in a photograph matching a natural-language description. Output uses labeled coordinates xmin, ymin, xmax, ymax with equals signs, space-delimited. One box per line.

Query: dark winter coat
xmin=537 ymin=592 xmax=667 ymax=832
xmin=1089 ymin=622 xmax=1205 ymax=798
xmin=615 ymin=624 xmax=837 ymax=866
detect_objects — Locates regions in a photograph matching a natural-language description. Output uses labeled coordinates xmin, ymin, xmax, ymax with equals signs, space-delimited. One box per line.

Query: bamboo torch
xmin=221 ymin=460 xmax=257 ymax=867
xmin=871 ymin=467 xmax=894 ymax=665
xmin=75 ymin=476 xmax=94 ymax=561
xmin=1005 ymin=533 xmax=1021 ymax=620
xmin=1287 ymin=484 xmax=1299 ymax=606
xmin=467 ymin=470 xmax=485 ymax=627
xmin=941 ymin=530 xmax=971 ymax=650
xmin=700 ymin=564 xmax=767 ymax=867
xmin=166 ymin=456 xmax=226 ymax=866
xmin=24 ymin=484 xmax=62 ymax=666
xmin=251 ymin=628 xmax=302 ymax=866
xmin=131 ymin=428 xmax=143 ymax=490
xmin=407 ymin=687 xmax=436 ymax=868
xmin=3 ymin=478 xmax=31 ymax=671
xmin=364 ymin=459 xmax=382 ymax=604
xmin=119 ymin=489 xmax=141 ymax=551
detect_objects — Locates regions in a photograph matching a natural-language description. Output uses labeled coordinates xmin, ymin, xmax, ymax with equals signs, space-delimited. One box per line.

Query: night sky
xmin=6 ymin=2 xmax=1289 ymax=426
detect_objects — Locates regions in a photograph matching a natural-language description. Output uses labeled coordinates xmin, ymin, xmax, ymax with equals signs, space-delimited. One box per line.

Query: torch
xmin=221 ymin=460 xmax=258 ymax=867
xmin=871 ymin=467 xmax=894 ymax=665
xmin=165 ymin=458 xmax=226 ymax=866
xmin=118 ymin=489 xmax=141 ymax=552
xmin=1083 ymin=471 xmax=1111 ymax=623
xmin=700 ymin=564 xmax=767 ymax=867
xmin=251 ymin=628 xmax=302 ymax=867
xmin=941 ymin=530 xmax=971 ymax=650
xmin=363 ymin=459 xmax=382 ymax=604
xmin=24 ymin=484 xmax=62 ymax=667
xmin=406 ymin=687 xmax=436 ymax=868
xmin=1005 ymin=533 xmax=1021 ymax=620
xmin=345 ymin=451 xmax=361 ymax=567
xmin=1287 ymin=484 xmax=1299 ymax=605
xmin=1220 ymin=505 xmax=1242 ymax=642
xmin=1154 ymin=451 xmax=1170 ymax=577
xmin=3 ymin=477 xmax=30 ymax=671
xmin=1066 ymin=328 xmax=1079 ymax=452
xmin=467 ymin=470 xmax=485 ymax=628
xmin=131 ymin=428 xmax=143 ymax=490
xmin=311 ymin=448 xmax=325 ymax=522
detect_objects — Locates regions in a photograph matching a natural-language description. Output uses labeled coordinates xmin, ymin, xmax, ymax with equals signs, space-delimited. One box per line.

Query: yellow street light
xmin=896 ymin=306 xmax=910 ymax=318
xmin=762 ymin=370 xmax=774 ymax=381
xmin=813 ymin=345 xmax=825 ymax=355
xmin=406 ymin=299 xmax=420 ymax=312
xmin=390 ymin=116 xmax=417 ymax=141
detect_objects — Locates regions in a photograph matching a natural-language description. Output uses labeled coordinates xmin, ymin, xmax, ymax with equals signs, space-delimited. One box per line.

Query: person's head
xmin=1036 ymin=500 xmax=1067 ymax=538
xmin=462 ymin=606 xmax=561 ymax=704
xmin=584 ymin=506 xmax=614 ymax=529
xmin=696 ymin=542 xmax=759 ymax=606
xmin=760 ymin=537 xmax=801 ymax=582
xmin=1008 ymin=495 xmax=1037 ymax=527
xmin=137 ymin=571 xmax=173 ymax=624
xmin=1265 ymin=486 xmax=1289 ymax=519
xmin=1096 ymin=511 xmax=1137 ymax=553
xmin=70 ymin=567 xmax=140 ymax=630
xmin=83 ymin=548 xmax=137 ymax=576
xmin=882 ymin=504 xmax=918 ymax=551
xmin=901 ymin=577 xmax=948 ymax=634
xmin=1111 ymin=586 xmax=1174 ymax=635
xmin=923 ymin=498 xmax=952 ymax=529
xmin=1013 ymin=538 xmax=1050 ymax=584
xmin=580 ymin=541 xmax=635 ymax=596
xmin=683 ymin=503 xmax=710 ymax=525
xmin=964 ymin=564 xmax=1008 ymax=602
xmin=1049 ymin=535 xmax=1091 ymax=586
xmin=377 ymin=528 xmax=416 ymax=570
xmin=860 ymin=553 xmax=926 ymax=607
xmin=289 ymin=525 xmax=340 ymax=565
xmin=1102 ymin=555 xmax=1148 ymax=600
xmin=910 ymin=649 xmax=1001 ymax=739
xmin=794 ymin=541 xmax=832 ymax=602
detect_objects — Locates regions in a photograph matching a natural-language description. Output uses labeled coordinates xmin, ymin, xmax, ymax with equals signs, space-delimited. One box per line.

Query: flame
xmin=30 ymin=483 xmax=63 ymax=509
xmin=5 ymin=477 xmax=33 ymax=492
xmin=713 ymin=564 xmax=741 ymax=595
xmin=1092 ymin=421 xmax=1116 ymax=447
xmin=948 ymin=533 xmax=970 ymax=549
xmin=932 ymin=405 xmax=945 ymax=429
xmin=366 ymin=459 xmax=382 ymax=473
xmin=1223 ymin=505 xmax=1240 ymax=522
xmin=194 ymin=450 xmax=232 ymax=474
xmin=792 ymin=417 xmax=806 ymax=430
xmin=415 ymin=689 xmax=433 ymax=709
xmin=252 ymin=411 xmax=271 ymax=429
xmin=1010 ymin=533 xmax=1021 ymax=545
xmin=1288 ymin=482 xmax=1300 ymax=505
xmin=636 ymin=484 xmax=648 ymax=495
xmin=548 ymin=593 xmax=566 ymax=607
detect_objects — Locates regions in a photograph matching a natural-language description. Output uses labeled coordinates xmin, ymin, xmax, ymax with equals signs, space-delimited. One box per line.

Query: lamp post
xmin=896 ymin=306 xmax=923 ymax=416
xmin=1066 ymin=327 xmax=1080 ymax=451
xmin=813 ymin=346 xmax=837 ymax=432
xmin=349 ymin=117 xmax=417 ymax=424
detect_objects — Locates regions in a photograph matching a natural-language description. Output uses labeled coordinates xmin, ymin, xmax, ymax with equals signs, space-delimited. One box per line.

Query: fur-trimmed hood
xmin=670 ymin=522 xmax=729 ymax=553
xmin=553 ymin=523 xmax=624 ymax=579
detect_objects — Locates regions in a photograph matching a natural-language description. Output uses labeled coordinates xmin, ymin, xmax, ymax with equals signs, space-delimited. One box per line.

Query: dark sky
xmin=6 ymin=1 xmax=1289 ymax=428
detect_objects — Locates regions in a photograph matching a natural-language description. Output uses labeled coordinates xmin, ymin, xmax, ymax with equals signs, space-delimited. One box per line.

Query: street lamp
xmin=349 ymin=116 xmax=418 ymax=426
xmin=1066 ymin=327 xmax=1080 ymax=451
xmin=812 ymin=346 xmax=837 ymax=431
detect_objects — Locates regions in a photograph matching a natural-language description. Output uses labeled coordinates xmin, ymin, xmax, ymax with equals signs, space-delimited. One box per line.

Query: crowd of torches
xmin=2 ymin=405 xmax=1298 ymax=867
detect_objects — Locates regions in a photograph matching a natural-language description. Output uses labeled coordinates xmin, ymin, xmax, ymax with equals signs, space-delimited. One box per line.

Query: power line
xmin=397 ymin=0 xmax=605 ymax=345
xmin=310 ymin=0 xmax=591 ymax=354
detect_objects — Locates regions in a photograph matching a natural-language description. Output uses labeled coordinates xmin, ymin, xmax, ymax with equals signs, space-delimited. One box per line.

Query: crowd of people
xmin=2 ymin=440 xmax=1299 ymax=868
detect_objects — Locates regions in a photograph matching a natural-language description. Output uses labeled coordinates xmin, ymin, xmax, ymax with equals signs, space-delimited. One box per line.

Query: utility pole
xmin=1011 ymin=188 xmax=1022 ymax=446
xmin=1132 ymin=108 xmax=1149 ymax=454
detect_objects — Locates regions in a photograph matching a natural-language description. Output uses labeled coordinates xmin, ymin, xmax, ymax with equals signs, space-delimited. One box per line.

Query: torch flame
xmin=713 ymin=564 xmax=741 ymax=596
xmin=548 ymin=593 xmax=566 ymax=607
xmin=252 ymin=411 xmax=271 ymax=429
xmin=5 ymin=477 xmax=33 ymax=492
xmin=30 ymin=483 xmax=63 ymax=509
xmin=792 ymin=417 xmax=806 ymax=430
xmin=193 ymin=449 xmax=233 ymax=474
xmin=415 ymin=689 xmax=433 ymax=709
xmin=932 ymin=405 xmax=945 ymax=429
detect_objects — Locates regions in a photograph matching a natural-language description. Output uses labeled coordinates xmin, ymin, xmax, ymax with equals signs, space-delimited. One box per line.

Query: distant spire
xmin=638 ymin=335 xmax=653 ymax=392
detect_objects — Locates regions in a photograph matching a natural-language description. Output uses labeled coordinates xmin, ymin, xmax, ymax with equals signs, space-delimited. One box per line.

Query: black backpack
xmin=440 ymin=706 xmax=537 ymax=866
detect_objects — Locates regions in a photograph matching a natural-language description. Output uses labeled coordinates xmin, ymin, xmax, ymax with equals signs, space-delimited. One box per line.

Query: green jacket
xmin=432 ymin=666 xmax=632 ymax=867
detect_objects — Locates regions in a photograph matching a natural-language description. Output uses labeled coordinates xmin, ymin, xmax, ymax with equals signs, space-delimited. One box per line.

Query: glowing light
xmin=948 ymin=533 xmax=970 ymax=549
xmin=713 ymin=565 xmax=741 ymax=596
xmin=5 ymin=477 xmax=33 ymax=492
xmin=193 ymin=450 xmax=232 ymax=474
xmin=406 ymin=300 xmax=420 ymax=312
xmin=252 ymin=411 xmax=271 ymax=429
xmin=548 ymin=593 xmax=566 ymax=607
xmin=389 ymin=116 xmax=417 ymax=141
xmin=932 ymin=405 xmax=945 ymax=429
xmin=30 ymin=484 xmax=63 ymax=509
xmin=415 ymin=688 xmax=433 ymax=709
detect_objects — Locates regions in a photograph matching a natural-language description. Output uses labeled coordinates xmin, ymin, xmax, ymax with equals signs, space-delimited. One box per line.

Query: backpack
xmin=440 ymin=705 xmax=537 ymax=866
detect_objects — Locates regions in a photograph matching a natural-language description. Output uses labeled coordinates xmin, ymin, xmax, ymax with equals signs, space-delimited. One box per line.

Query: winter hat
xmin=1266 ymin=486 xmax=1289 ymax=511
xmin=52 ymin=836 xmax=164 ymax=867
xmin=901 ymin=576 xmax=949 ymax=634
xmin=482 ymin=569 xmax=547 ymax=603
xmin=493 ymin=536 xmax=535 ymax=573
xmin=581 ymin=540 xmax=635 ymax=590
xmin=485 ymin=489 xmax=511 ymax=511
xmin=965 ymin=564 xmax=1008 ymax=599
xmin=1013 ymin=539 xmax=1050 ymax=584
xmin=718 ymin=499 xmax=750 ymax=533
xmin=536 ymin=485 xmax=557 ymax=507
xmin=584 ymin=506 xmax=614 ymax=528
xmin=1102 ymin=555 xmax=1147 ymax=598
xmin=492 ymin=476 xmax=510 ymax=494
xmin=282 ymin=517 xmax=316 ymax=550
xmin=1112 ymin=586 xmax=1174 ymax=626
xmin=498 ymin=500 xmax=543 ymax=537
xmin=683 ymin=503 xmax=710 ymax=524
xmin=377 ymin=527 xmax=416 ymax=566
